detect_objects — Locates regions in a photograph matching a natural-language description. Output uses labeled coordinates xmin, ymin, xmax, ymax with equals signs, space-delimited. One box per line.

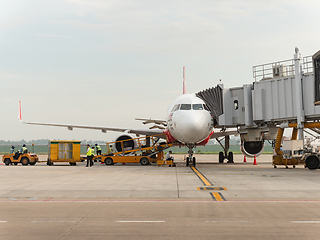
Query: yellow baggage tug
xmin=2 ymin=152 xmax=39 ymax=166
xmin=47 ymin=140 xmax=81 ymax=165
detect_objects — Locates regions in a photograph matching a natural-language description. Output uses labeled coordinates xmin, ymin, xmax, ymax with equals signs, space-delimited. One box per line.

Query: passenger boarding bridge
xmin=196 ymin=48 xmax=320 ymax=158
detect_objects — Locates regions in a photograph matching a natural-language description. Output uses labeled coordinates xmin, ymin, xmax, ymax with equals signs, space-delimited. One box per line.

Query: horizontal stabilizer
xmin=135 ymin=118 xmax=167 ymax=126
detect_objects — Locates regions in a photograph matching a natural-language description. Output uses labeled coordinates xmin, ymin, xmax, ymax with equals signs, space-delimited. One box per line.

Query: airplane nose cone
xmin=177 ymin=113 xmax=209 ymax=143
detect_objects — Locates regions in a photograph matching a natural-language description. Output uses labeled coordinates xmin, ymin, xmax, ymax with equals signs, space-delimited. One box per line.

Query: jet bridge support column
xmin=294 ymin=47 xmax=305 ymax=140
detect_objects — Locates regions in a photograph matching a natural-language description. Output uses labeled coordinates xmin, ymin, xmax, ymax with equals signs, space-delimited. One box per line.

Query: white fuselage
xmin=166 ymin=94 xmax=214 ymax=144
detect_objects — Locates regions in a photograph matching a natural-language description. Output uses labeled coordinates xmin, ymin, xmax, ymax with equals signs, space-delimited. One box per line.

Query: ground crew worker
xmin=95 ymin=143 xmax=101 ymax=156
xmin=86 ymin=144 xmax=93 ymax=167
xmin=91 ymin=147 xmax=95 ymax=166
xmin=108 ymin=145 xmax=113 ymax=156
xmin=20 ymin=144 xmax=28 ymax=154
xmin=166 ymin=151 xmax=174 ymax=161
xmin=10 ymin=146 xmax=15 ymax=154
xmin=166 ymin=150 xmax=174 ymax=167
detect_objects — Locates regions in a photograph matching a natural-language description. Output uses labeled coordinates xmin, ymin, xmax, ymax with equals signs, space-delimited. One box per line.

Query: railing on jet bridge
xmin=252 ymin=55 xmax=313 ymax=81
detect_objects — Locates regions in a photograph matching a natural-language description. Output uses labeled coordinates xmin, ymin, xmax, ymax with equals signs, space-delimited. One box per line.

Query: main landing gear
xmin=186 ymin=145 xmax=196 ymax=167
xmin=216 ymin=135 xmax=234 ymax=164
xmin=218 ymin=151 xmax=234 ymax=163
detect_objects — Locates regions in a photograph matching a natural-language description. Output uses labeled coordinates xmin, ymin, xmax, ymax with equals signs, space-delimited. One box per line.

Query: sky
xmin=1 ymin=0 xmax=320 ymax=142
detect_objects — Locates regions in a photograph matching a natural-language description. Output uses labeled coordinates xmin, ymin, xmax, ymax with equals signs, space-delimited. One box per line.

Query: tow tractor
xmin=273 ymin=123 xmax=320 ymax=169
xmin=93 ymin=134 xmax=174 ymax=166
xmin=2 ymin=152 xmax=39 ymax=166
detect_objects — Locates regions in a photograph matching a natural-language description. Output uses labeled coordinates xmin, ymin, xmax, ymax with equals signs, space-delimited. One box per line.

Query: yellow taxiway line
xmin=191 ymin=166 xmax=213 ymax=186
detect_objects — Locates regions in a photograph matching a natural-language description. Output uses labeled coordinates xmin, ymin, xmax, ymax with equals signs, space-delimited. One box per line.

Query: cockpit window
xmin=180 ymin=104 xmax=191 ymax=110
xmin=192 ymin=104 xmax=203 ymax=110
xmin=171 ymin=104 xmax=180 ymax=112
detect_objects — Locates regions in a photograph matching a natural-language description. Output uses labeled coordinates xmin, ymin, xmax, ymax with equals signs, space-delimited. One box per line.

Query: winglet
xmin=19 ymin=101 xmax=22 ymax=121
xmin=183 ymin=66 xmax=186 ymax=94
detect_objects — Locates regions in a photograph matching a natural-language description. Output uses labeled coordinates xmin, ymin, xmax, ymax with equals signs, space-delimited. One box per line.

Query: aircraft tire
xmin=192 ymin=157 xmax=196 ymax=166
xmin=227 ymin=152 xmax=234 ymax=163
xmin=186 ymin=157 xmax=189 ymax=167
xmin=219 ymin=152 xmax=224 ymax=163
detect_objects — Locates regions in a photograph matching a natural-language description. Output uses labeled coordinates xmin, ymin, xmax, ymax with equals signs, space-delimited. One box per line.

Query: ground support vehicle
xmin=273 ymin=125 xmax=320 ymax=169
xmin=2 ymin=153 xmax=39 ymax=166
xmin=47 ymin=140 xmax=81 ymax=166
xmin=99 ymin=134 xmax=173 ymax=166
xmin=157 ymin=159 xmax=176 ymax=167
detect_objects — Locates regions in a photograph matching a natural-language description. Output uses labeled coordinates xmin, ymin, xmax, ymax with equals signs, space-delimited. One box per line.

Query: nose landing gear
xmin=186 ymin=145 xmax=196 ymax=167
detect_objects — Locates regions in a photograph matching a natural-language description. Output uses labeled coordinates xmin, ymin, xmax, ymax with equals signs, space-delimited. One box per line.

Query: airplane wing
xmin=19 ymin=102 xmax=166 ymax=138
xmin=210 ymin=130 xmax=239 ymax=139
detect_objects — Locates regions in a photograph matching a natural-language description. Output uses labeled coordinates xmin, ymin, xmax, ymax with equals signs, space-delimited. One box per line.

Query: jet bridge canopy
xmin=196 ymin=85 xmax=223 ymax=125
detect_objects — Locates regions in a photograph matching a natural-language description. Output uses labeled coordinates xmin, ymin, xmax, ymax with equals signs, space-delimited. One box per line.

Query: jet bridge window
xmin=180 ymin=104 xmax=191 ymax=110
xmin=234 ymin=100 xmax=239 ymax=110
xmin=192 ymin=104 xmax=203 ymax=110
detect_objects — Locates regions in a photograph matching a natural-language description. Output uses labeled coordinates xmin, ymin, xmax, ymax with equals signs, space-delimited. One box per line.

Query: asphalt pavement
xmin=1 ymin=154 xmax=320 ymax=239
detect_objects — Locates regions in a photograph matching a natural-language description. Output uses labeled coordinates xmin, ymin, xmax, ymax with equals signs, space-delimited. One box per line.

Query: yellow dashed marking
xmin=210 ymin=192 xmax=226 ymax=201
xmin=197 ymin=187 xmax=227 ymax=191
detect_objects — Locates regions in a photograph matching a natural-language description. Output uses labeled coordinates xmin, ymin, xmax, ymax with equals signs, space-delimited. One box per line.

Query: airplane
xmin=19 ymin=67 xmax=239 ymax=166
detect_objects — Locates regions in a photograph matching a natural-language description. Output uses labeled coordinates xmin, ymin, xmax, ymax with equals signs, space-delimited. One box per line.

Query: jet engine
xmin=113 ymin=134 xmax=138 ymax=153
xmin=240 ymin=141 xmax=265 ymax=158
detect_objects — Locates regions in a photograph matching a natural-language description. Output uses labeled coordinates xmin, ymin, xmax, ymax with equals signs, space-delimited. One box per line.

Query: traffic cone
xmin=101 ymin=161 xmax=103 ymax=164
xmin=243 ymin=156 xmax=247 ymax=163
xmin=253 ymin=154 xmax=257 ymax=165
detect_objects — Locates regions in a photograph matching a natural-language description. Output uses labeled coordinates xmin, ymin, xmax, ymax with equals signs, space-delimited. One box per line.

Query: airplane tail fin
xmin=19 ymin=101 xmax=22 ymax=121
xmin=183 ymin=66 xmax=186 ymax=94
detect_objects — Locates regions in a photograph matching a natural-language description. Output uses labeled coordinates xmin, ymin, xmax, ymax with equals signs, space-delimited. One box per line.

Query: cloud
xmin=36 ymin=33 xmax=77 ymax=38
xmin=0 ymin=99 xmax=15 ymax=102
xmin=0 ymin=16 xmax=27 ymax=30
xmin=0 ymin=72 xmax=21 ymax=79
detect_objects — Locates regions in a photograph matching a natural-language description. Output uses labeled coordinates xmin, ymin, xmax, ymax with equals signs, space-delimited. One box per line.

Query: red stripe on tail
xmin=19 ymin=101 xmax=21 ymax=120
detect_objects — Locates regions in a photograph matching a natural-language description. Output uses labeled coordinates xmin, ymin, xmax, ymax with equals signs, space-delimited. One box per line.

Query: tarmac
xmin=1 ymin=154 xmax=320 ymax=239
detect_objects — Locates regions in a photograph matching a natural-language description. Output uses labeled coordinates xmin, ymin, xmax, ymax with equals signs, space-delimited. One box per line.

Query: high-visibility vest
xmin=96 ymin=145 xmax=101 ymax=151
xmin=22 ymin=147 xmax=27 ymax=153
xmin=86 ymin=148 xmax=92 ymax=156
